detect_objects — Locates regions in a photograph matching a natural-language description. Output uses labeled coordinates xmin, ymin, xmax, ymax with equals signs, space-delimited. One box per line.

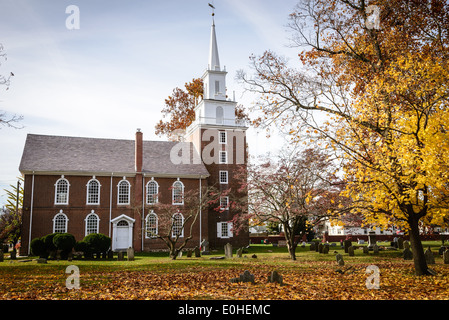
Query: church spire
xmin=208 ymin=18 xmax=220 ymax=71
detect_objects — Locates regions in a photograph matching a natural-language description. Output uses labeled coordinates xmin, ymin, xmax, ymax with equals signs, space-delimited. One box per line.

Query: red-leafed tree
xmin=236 ymin=147 xmax=348 ymax=260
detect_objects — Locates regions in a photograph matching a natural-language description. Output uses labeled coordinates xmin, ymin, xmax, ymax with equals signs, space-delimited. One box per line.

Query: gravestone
xmin=310 ymin=242 xmax=316 ymax=251
xmin=318 ymin=243 xmax=324 ymax=253
xmin=397 ymin=238 xmax=404 ymax=249
xmin=424 ymin=247 xmax=435 ymax=265
xmin=336 ymin=253 xmax=344 ymax=266
xmin=186 ymin=249 xmax=193 ymax=258
xmin=236 ymin=247 xmax=243 ymax=258
xmin=403 ymin=247 xmax=413 ymax=260
xmin=194 ymin=246 xmax=201 ymax=258
xmin=224 ymin=243 xmax=233 ymax=258
xmin=201 ymin=239 xmax=210 ymax=255
xmin=267 ymin=270 xmax=283 ymax=286
xmin=127 ymin=247 xmax=135 ymax=261
xmin=403 ymin=241 xmax=410 ymax=250
xmin=323 ymin=244 xmax=329 ymax=254
xmin=363 ymin=246 xmax=369 ymax=254
xmin=36 ymin=258 xmax=47 ymax=264
xmin=373 ymin=244 xmax=379 ymax=255
xmin=177 ymin=250 xmax=183 ymax=258
xmin=348 ymin=246 xmax=355 ymax=257
xmin=344 ymin=240 xmax=352 ymax=253
xmin=107 ymin=250 xmax=114 ymax=259
xmin=117 ymin=251 xmax=125 ymax=261
xmin=443 ymin=249 xmax=449 ymax=264
xmin=368 ymin=231 xmax=376 ymax=250
xmin=0 ymin=250 xmax=3 ymax=262
xmin=229 ymin=270 xmax=255 ymax=284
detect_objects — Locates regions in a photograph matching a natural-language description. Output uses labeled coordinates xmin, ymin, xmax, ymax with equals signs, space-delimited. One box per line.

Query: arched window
xmin=172 ymin=212 xmax=184 ymax=238
xmin=54 ymin=176 xmax=70 ymax=205
xmin=145 ymin=211 xmax=158 ymax=238
xmin=53 ymin=210 xmax=68 ymax=233
xmin=146 ymin=179 xmax=159 ymax=205
xmin=117 ymin=178 xmax=130 ymax=205
xmin=216 ymin=106 xmax=224 ymax=124
xmin=172 ymin=179 xmax=184 ymax=205
xmin=86 ymin=178 xmax=101 ymax=205
xmin=85 ymin=211 xmax=100 ymax=235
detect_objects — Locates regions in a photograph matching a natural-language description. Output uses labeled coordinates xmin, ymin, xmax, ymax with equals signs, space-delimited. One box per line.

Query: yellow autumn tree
xmin=238 ymin=0 xmax=449 ymax=275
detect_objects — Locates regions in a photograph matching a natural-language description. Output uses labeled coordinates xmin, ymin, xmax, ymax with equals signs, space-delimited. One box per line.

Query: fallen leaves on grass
xmin=1 ymin=261 xmax=449 ymax=300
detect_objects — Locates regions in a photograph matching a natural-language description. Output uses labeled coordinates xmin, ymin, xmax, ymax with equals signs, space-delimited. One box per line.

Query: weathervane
xmin=208 ymin=2 xmax=215 ymax=17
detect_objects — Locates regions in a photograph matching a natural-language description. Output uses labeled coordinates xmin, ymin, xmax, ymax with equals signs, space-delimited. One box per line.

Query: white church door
xmin=111 ymin=214 xmax=135 ymax=251
xmin=115 ymin=220 xmax=130 ymax=250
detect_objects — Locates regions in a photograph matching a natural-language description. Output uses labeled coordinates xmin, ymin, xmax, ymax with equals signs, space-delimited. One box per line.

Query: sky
xmin=0 ymin=0 xmax=301 ymax=206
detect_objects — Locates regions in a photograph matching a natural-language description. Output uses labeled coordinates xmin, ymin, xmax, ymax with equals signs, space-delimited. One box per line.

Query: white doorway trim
xmin=111 ymin=214 xmax=135 ymax=251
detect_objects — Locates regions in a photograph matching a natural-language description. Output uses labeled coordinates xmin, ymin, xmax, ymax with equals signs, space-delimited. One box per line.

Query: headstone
xmin=443 ymin=249 xmax=449 ymax=264
xmin=224 ymin=243 xmax=233 ymax=258
xmin=236 ymin=247 xmax=243 ymax=258
xmin=186 ymin=249 xmax=193 ymax=258
xmin=373 ymin=244 xmax=379 ymax=255
xmin=194 ymin=246 xmax=201 ymax=258
xmin=107 ymin=250 xmax=114 ymax=259
xmin=344 ymin=240 xmax=352 ymax=253
xmin=267 ymin=270 xmax=283 ymax=286
xmin=357 ymin=239 xmax=365 ymax=244
xmin=323 ymin=244 xmax=329 ymax=254
xmin=368 ymin=231 xmax=376 ymax=250
xmin=229 ymin=270 xmax=255 ymax=284
xmin=251 ymin=254 xmax=257 ymax=259
xmin=127 ymin=247 xmax=135 ymax=261
xmin=397 ymin=238 xmax=404 ymax=249
xmin=0 ymin=250 xmax=3 ymax=262
xmin=403 ymin=241 xmax=410 ymax=250
xmin=117 ymin=251 xmax=125 ymax=261
xmin=10 ymin=249 xmax=16 ymax=260
xmin=363 ymin=246 xmax=369 ymax=254
xmin=403 ymin=247 xmax=413 ymax=260
xmin=438 ymin=246 xmax=447 ymax=255
xmin=310 ymin=242 xmax=316 ymax=251
xmin=36 ymin=258 xmax=47 ymax=264
xmin=424 ymin=247 xmax=435 ymax=265
xmin=336 ymin=253 xmax=344 ymax=266
xmin=177 ymin=250 xmax=183 ymax=258
xmin=318 ymin=243 xmax=324 ymax=253
xmin=201 ymin=239 xmax=210 ymax=254
xmin=348 ymin=246 xmax=355 ymax=256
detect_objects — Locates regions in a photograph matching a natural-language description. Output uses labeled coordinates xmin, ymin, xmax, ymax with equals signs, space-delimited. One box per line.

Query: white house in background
xmin=323 ymin=220 xmax=401 ymax=236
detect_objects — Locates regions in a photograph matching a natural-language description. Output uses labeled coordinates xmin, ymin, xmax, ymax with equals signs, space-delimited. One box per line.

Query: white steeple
xmin=209 ymin=20 xmax=220 ymax=71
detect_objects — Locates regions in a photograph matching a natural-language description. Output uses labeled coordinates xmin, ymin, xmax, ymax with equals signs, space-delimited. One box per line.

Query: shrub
xmin=42 ymin=233 xmax=58 ymax=253
xmin=30 ymin=238 xmax=47 ymax=258
xmin=82 ymin=233 xmax=111 ymax=256
xmin=53 ymin=233 xmax=76 ymax=258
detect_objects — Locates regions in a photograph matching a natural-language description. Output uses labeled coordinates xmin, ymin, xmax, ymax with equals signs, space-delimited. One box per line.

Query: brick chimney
xmin=135 ymin=128 xmax=143 ymax=173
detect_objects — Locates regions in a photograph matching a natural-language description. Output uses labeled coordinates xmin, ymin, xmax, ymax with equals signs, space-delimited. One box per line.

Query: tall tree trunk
xmin=408 ymin=214 xmax=429 ymax=276
xmin=283 ymin=223 xmax=297 ymax=260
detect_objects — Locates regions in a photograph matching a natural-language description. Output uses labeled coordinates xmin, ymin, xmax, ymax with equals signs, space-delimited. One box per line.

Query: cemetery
xmin=0 ymin=238 xmax=449 ymax=300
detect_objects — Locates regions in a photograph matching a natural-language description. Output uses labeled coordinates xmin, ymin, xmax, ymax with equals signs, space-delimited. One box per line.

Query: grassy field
xmin=0 ymin=241 xmax=448 ymax=300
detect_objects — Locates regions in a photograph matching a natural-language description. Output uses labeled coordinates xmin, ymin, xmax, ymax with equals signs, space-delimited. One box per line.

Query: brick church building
xmin=18 ymin=17 xmax=249 ymax=256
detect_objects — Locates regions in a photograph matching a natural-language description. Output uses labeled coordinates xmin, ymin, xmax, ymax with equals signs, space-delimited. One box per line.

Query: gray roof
xmin=19 ymin=134 xmax=210 ymax=177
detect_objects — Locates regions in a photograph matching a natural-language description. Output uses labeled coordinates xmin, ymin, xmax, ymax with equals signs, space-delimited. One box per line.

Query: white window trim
xmin=219 ymin=151 xmax=227 ymax=164
xmin=219 ymin=131 xmax=227 ymax=144
xmin=146 ymin=178 xmax=159 ymax=205
xmin=145 ymin=210 xmax=158 ymax=239
xmin=84 ymin=210 xmax=100 ymax=236
xmin=171 ymin=212 xmax=184 ymax=238
xmin=86 ymin=177 xmax=101 ymax=205
xmin=117 ymin=178 xmax=131 ymax=205
xmin=220 ymin=196 xmax=229 ymax=211
xmin=219 ymin=171 xmax=228 ymax=184
xmin=217 ymin=222 xmax=233 ymax=239
xmin=172 ymin=178 xmax=184 ymax=205
xmin=54 ymin=176 xmax=70 ymax=205
xmin=53 ymin=210 xmax=69 ymax=233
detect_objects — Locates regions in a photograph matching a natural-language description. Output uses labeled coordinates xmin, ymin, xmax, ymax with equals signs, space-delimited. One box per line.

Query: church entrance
xmin=111 ymin=214 xmax=135 ymax=251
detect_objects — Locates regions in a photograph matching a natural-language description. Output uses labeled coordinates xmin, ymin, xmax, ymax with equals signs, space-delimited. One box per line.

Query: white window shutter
xmin=217 ymin=223 xmax=222 ymax=238
xmin=228 ymin=222 xmax=233 ymax=237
